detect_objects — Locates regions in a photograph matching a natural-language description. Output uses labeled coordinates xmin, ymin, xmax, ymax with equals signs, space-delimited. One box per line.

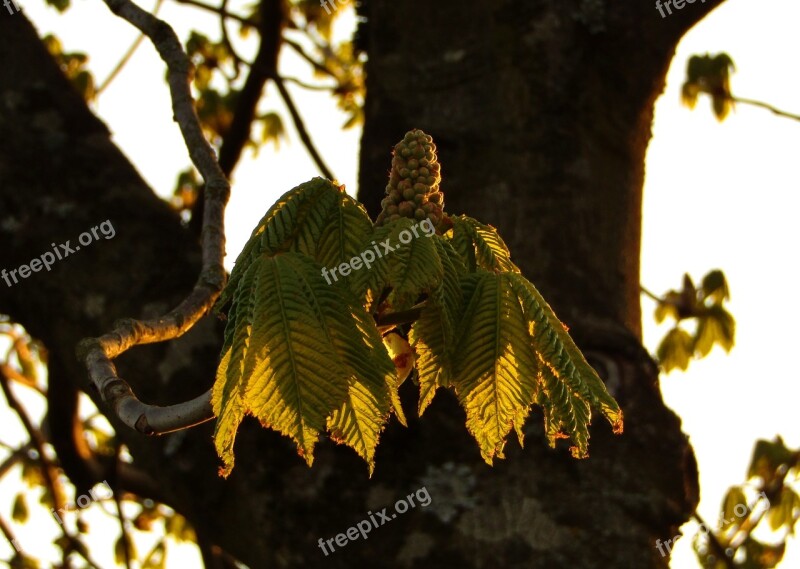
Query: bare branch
xmin=274 ymin=75 xmax=335 ymax=180
xmin=0 ymin=370 xmax=67 ymax=512
xmin=172 ymin=0 xmax=256 ymax=27
xmin=730 ymin=95 xmax=800 ymax=122
xmin=112 ymin=448 xmax=133 ymax=569
xmin=97 ymin=0 xmax=165 ymax=96
xmin=78 ymin=0 xmax=232 ymax=435
xmin=281 ymin=75 xmax=336 ymax=92
xmin=283 ymin=37 xmax=338 ymax=79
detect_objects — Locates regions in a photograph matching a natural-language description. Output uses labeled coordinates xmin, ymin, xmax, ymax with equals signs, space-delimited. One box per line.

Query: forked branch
xmin=77 ymin=0 xmax=230 ymax=435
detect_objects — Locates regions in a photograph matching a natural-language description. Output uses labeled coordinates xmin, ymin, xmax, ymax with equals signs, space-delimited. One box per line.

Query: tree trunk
xmin=0 ymin=1 xmax=721 ymax=567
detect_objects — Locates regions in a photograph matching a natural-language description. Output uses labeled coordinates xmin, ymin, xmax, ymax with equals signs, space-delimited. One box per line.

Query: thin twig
xmin=0 ymin=372 xmax=66 ymax=512
xmin=730 ymin=95 xmax=800 ymax=122
xmin=96 ymin=0 xmax=164 ymax=96
xmin=0 ymin=443 xmax=32 ymax=480
xmin=283 ymin=37 xmax=338 ymax=79
xmin=0 ymin=515 xmax=20 ymax=555
xmin=216 ymin=0 xmax=284 ymax=176
xmin=112 ymin=447 xmax=133 ymax=569
xmin=640 ymin=285 xmax=662 ymax=303
xmin=219 ymin=0 xmax=244 ymax=80
xmin=274 ymin=75 xmax=335 ymax=180
xmin=0 ymin=363 xmax=45 ymax=395
xmin=171 ymin=0 xmax=255 ymax=27
xmin=0 ymin=374 xmax=100 ymax=568
xmin=692 ymin=511 xmax=736 ymax=569
xmin=281 ymin=75 xmax=336 ymax=91
xmin=78 ymin=0 xmax=232 ymax=435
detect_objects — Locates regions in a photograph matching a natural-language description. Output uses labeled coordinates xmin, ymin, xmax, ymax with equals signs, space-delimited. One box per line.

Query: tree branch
xmin=730 ymin=95 xmax=800 ymax=122
xmin=274 ymin=75 xmax=334 ymax=180
xmin=692 ymin=511 xmax=736 ymax=569
xmin=216 ymin=0 xmax=285 ymax=176
xmin=96 ymin=0 xmax=164 ymax=96
xmin=171 ymin=0 xmax=256 ymax=27
xmin=111 ymin=447 xmax=133 ymax=569
xmin=283 ymin=37 xmax=338 ymax=79
xmin=77 ymin=0 xmax=231 ymax=435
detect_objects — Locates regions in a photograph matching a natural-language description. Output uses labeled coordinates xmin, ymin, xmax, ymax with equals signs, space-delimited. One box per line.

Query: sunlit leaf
xmin=656 ymin=327 xmax=694 ymax=372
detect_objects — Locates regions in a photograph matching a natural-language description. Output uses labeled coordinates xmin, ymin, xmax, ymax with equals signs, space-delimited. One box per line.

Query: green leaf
xmin=451 ymin=272 xmax=622 ymax=464
xmin=721 ymin=486 xmax=747 ymax=532
xmin=12 ymin=494 xmax=28 ymax=524
xmin=352 ymin=218 xmax=443 ymax=311
xmin=45 ymin=0 xmax=71 ymax=13
xmin=259 ymin=112 xmax=286 ymax=148
xmin=694 ymin=305 xmax=735 ymax=356
xmin=743 ymin=537 xmax=785 ymax=568
xmin=216 ymin=177 xmax=369 ymax=312
xmin=701 ymin=269 xmax=730 ymax=304
xmin=142 ymin=541 xmax=167 ymax=569
xmin=452 ymin=273 xmax=540 ymax=463
xmin=767 ymin=488 xmax=800 ymax=531
xmin=114 ymin=535 xmax=136 ymax=566
xmin=314 ymin=192 xmax=375 ymax=280
xmin=213 ymin=252 xmax=400 ymax=476
xmin=165 ymin=514 xmax=195 ymax=543
xmin=654 ymin=301 xmax=678 ymax=324
xmin=509 ymin=275 xmax=623 ymax=453
xmin=409 ymin=237 xmax=465 ymax=415
xmin=450 ymin=215 xmax=520 ymax=274
xmin=326 ymin=290 xmax=403 ymax=474
xmin=9 ymin=553 xmax=40 ymax=569
xmin=748 ymin=437 xmax=796 ymax=485
xmin=656 ymin=327 xmax=694 ymax=372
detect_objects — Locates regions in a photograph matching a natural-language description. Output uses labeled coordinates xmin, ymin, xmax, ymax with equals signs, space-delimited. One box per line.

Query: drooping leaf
xmin=326 ymin=289 xmax=404 ymax=473
xmin=657 ymin=327 xmax=694 ymax=372
xmin=694 ymin=305 xmax=735 ymax=356
xmin=451 ymin=272 xmax=621 ymax=464
xmin=451 ymin=273 xmax=540 ymax=463
xmin=213 ymin=252 xmax=400 ymax=475
xmin=410 ymin=237 xmax=465 ymax=415
xmin=509 ymin=274 xmax=623 ymax=453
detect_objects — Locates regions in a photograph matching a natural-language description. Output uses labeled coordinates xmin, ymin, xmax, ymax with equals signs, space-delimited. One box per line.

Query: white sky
xmin=2 ymin=0 xmax=799 ymax=567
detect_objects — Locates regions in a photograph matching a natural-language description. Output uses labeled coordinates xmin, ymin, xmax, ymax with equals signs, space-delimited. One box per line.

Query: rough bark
xmin=1 ymin=1 xmax=721 ymax=567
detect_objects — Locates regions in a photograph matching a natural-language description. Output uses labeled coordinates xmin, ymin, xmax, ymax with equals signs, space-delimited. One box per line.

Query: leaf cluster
xmin=693 ymin=437 xmax=800 ymax=569
xmin=212 ymin=133 xmax=623 ymax=476
xmin=681 ymin=52 xmax=736 ymax=121
xmin=653 ymin=270 xmax=735 ymax=373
